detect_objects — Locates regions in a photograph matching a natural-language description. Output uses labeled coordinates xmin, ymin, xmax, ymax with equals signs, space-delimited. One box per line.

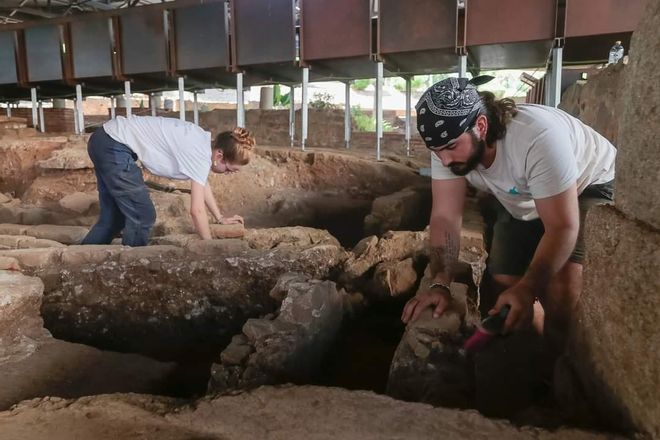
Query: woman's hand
xmin=218 ymin=214 xmax=244 ymax=225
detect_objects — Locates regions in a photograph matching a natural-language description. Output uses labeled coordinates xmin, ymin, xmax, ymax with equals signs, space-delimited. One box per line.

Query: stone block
xmin=615 ymin=0 xmax=660 ymax=229
xmin=26 ymin=225 xmax=89 ymax=245
xmin=59 ymin=192 xmax=98 ymax=214
xmin=210 ymin=223 xmax=245 ymax=239
xmin=19 ymin=238 xmax=66 ymax=249
xmin=559 ymin=205 xmax=660 ymax=436
xmin=60 ymin=245 xmax=124 ymax=266
xmin=0 ymin=224 xmax=27 ymax=236
xmin=0 ymin=248 xmax=62 ymax=269
xmin=0 ymin=207 xmax=21 ymax=224
xmin=0 ymin=271 xmax=46 ymax=345
xmin=186 ymin=239 xmax=248 ymax=256
xmin=117 ymin=245 xmax=185 ymax=264
xmin=0 ymin=257 xmax=20 ymax=271
xmin=244 ymin=226 xmax=340 ymax=249
xmin=370 ymin=257 xmax=418 ymax=298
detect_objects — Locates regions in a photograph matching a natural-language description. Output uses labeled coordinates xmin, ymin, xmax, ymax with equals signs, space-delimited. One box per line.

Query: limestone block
xmin=60 ymin=245 xmax=124 ymax=266
xmin=0 ymin=224 xmax=28 ymax=236
xmin=117 ymin=245 xmax=185 ymax=264
xmin=186 ymin=239 xmax=248 ymax=256
xmin=370 ymin=257 xmax=418 ymax=298
xmin=209 ymin=223 xmax=245 ymax=239
xmin=0 ymin=339 xmax=177 ymax=411
xmin=19 ymin=238 xmax=66 ymax=249
xmin=150 ymin=234 xmax=196 ymax=247
xmin=39 ymin=244 xmax=345 ymax=360
xmin=559 ymin=205 xmax=660 ymax=436
xmin=38 ymin=147 xmax=93 ymax=170
xmin=615 ymin=0 xmax=660 ymax=229
xmin=210 ymin=276 xmax=343 ymax=393
xmin=0 ymin=248 xmax=62 ymax=269
xmin=0 ymin=206 xmax=21 ymax=224
xmin=0 ymin=193 xmax=11 ymax=204
xmin=342 ymin=231 xmax=428 ymax=285
xmin=0 ymin=257 xmax=20 ymax=271
xmin=559 ymin=63 xmax=625 ymax=145
xmin=364 ymin=186 xmax=432 ymax=236
xmin=387 ymin=280 xmax=475 ymax=409
xmin=19 ymin=208 xmax=53 ymax=225
xmin=58 ymin=192 xmax=98 ymax=214
xmin=26 ymin=225 xmax=89 ymax=245
xmin=0 ymin=235 xmax=24 ymax=248
xmin=244 ymin=226 xmax=340 ymax=249
xmin=0 ymin=385 xmax=621 ymax=439
xmin=0 ymin=271 xmax=46 ymax=346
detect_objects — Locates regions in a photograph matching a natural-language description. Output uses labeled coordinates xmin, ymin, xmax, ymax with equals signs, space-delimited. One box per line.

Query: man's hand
xmin=218 ymin=214 xmax=244 ymax=225
xmin=401 ymin=288 xmax=451 ymax=324
xmin=489 ymin=282 xmax=536 ymax=333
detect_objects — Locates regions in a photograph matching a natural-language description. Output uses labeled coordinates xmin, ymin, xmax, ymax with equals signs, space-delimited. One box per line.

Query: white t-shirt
xmin=103 ymin=116 xmax=212 ymax=186
xmin=431 ymin=104 xmax=616 ymax=220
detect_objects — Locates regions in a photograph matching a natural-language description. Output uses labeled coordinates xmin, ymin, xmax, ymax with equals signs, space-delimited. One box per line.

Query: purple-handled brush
xmin=463 ymin=305 xmax=511 ymax=353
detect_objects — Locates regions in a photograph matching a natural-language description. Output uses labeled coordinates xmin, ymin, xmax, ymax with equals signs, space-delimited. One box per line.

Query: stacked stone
xmin=556 ymin=2 xmax=660 ymax=437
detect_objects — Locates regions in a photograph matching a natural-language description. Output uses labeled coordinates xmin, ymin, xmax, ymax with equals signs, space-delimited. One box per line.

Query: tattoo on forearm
xmin=430 ymin=231 xmax=459 ymax=279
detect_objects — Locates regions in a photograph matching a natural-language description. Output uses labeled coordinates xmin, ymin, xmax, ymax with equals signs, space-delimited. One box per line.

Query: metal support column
xmin=301 ymin=67 xmax=309 ymax=151
xmin=375 ymin=61 xmax=383 ymax=161
xmin=459 ymin=54 xmax=468 ymax=78
xmin=236 ymin=73 xmax=245 ymax=128
xmin=75 ymin=84 xmax=84 ymax=134
xmin=5 ymin=103 xmax=10 ymax=117
xmin=193 ymin=91 xmax=199 ymax=125
xmin=38 ymin=101 xmax=45 ymax=133
xmin=405 ymin=76 xmax=412 ymax=156
xmin=289 ymin=86 xmax=295 ymax=147
xmin=124 ymin=81 xmax=132 ymax=118
xmin=548 ymin=46 xmax=563 ymax=108
xmin=110 ymin=96 xmax=116 ymax=119
xmin=30 ymin=88 xmax=38 ymax=129
xmin=178 ymin=76 xmax=185 ymax=121
xmin=73 ymin=99 xmax=80 ymax=134
xmin=150 ymin=94 xmax=156 ymax=117
xmin=344 ymin=81 xmax=351 ymax=149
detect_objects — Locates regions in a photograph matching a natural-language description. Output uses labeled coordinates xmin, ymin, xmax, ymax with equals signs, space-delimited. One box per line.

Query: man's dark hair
xmin=478 ymin=91 xmax=518 ymax=146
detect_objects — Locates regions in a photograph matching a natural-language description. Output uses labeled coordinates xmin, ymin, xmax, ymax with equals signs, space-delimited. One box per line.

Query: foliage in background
xmin=352 ymin=79 xmax=374 ymax=91
xmin=351 ymin=106 xmax=393 ymax=132
xmin=309 ymin=92 xmax=337 ymax=110
xmin=273 ymin=84 xmax=291 ymax=107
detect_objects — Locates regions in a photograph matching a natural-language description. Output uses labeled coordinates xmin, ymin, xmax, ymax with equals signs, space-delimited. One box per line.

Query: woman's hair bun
xmin=231 ymin=127 xmax=256 ymax=150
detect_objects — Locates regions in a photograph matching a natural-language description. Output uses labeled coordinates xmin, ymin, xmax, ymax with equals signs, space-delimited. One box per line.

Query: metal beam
xmin=178 ymin=76 xmax=185 ymax=121
xmin=301 ymin=67 xmax=309 ymax=151
xmin=289 ymin=85 xmax=295 ymax=147
xmin=405 ymin=76 xmax=411 ymax=156
xmin=344 ymin=81 xmax=351 ymax=149
xmin=30 ymin=87 xmax=38 ymax=129
xmin=110 ymin=95 xmax=116 ymax=119
xmin=38 ymin=101 xmax=45 ymax=133
xmin=76 ymin=83 xmax=84 ymax=134
xmin=375 ymin=61 xmax=383 ymax=161
xmin=236 ymin=72 xmax=244 ymax=128
xmin=193 ymin=91 xmax=199 ymax=126
xmin=124 ymin=80 xmax=132 ymax=118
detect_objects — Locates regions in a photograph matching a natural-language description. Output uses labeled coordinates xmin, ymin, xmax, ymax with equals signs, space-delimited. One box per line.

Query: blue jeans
xmin=81 ymin=127 xmax=156 ymax=246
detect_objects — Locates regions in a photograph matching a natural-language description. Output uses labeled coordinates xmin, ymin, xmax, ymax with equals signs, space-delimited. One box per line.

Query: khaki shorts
xmin=481 ymin=181 xmax=614 ymax=276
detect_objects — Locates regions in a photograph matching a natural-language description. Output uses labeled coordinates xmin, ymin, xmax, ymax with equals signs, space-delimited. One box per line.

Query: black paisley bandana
xmin=415 ymin=76 xmax=493 ymax=150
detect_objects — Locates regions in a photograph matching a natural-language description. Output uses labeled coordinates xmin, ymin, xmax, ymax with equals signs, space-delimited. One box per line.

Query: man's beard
xmin=449 ymin=131 xmax=486 ymax=176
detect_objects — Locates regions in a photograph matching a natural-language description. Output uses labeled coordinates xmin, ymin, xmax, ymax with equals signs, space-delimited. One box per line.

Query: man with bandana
xmin=400 ymin=77 xmax=616 ymax=351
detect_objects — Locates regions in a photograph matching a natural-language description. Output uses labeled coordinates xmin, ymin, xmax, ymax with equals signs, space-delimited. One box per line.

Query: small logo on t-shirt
xmin=508 ymin=186 xmax=520 ymax=195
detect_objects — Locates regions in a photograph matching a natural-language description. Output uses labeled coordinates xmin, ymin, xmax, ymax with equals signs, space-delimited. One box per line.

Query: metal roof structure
xmin=0 ymin=0 xmax=170 ymax=25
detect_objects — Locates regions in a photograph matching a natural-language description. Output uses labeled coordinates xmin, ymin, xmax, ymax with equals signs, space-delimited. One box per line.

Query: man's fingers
xmin=401 ymin=299 xmax=416 ymax=323
xmin=503 ymin=306 xmax=519 ymax=334
xmin=410 ymin=298 xmax=430 ymax=322
xmin=432 ymin=297 xmax=448 ymax=318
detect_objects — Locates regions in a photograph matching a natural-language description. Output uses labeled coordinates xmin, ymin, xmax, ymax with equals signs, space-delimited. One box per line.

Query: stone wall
xmin=557 ymin=1 xmax=660 ymax=437
xmin=559 ymin=63 xmax=625 ymax=146
xmin=11 ymin=108 xmax=76 ymax=133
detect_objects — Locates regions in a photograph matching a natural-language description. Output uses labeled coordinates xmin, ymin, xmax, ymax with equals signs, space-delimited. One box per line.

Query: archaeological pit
xmin=0 ymin=1 xmax=658 ymax=439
